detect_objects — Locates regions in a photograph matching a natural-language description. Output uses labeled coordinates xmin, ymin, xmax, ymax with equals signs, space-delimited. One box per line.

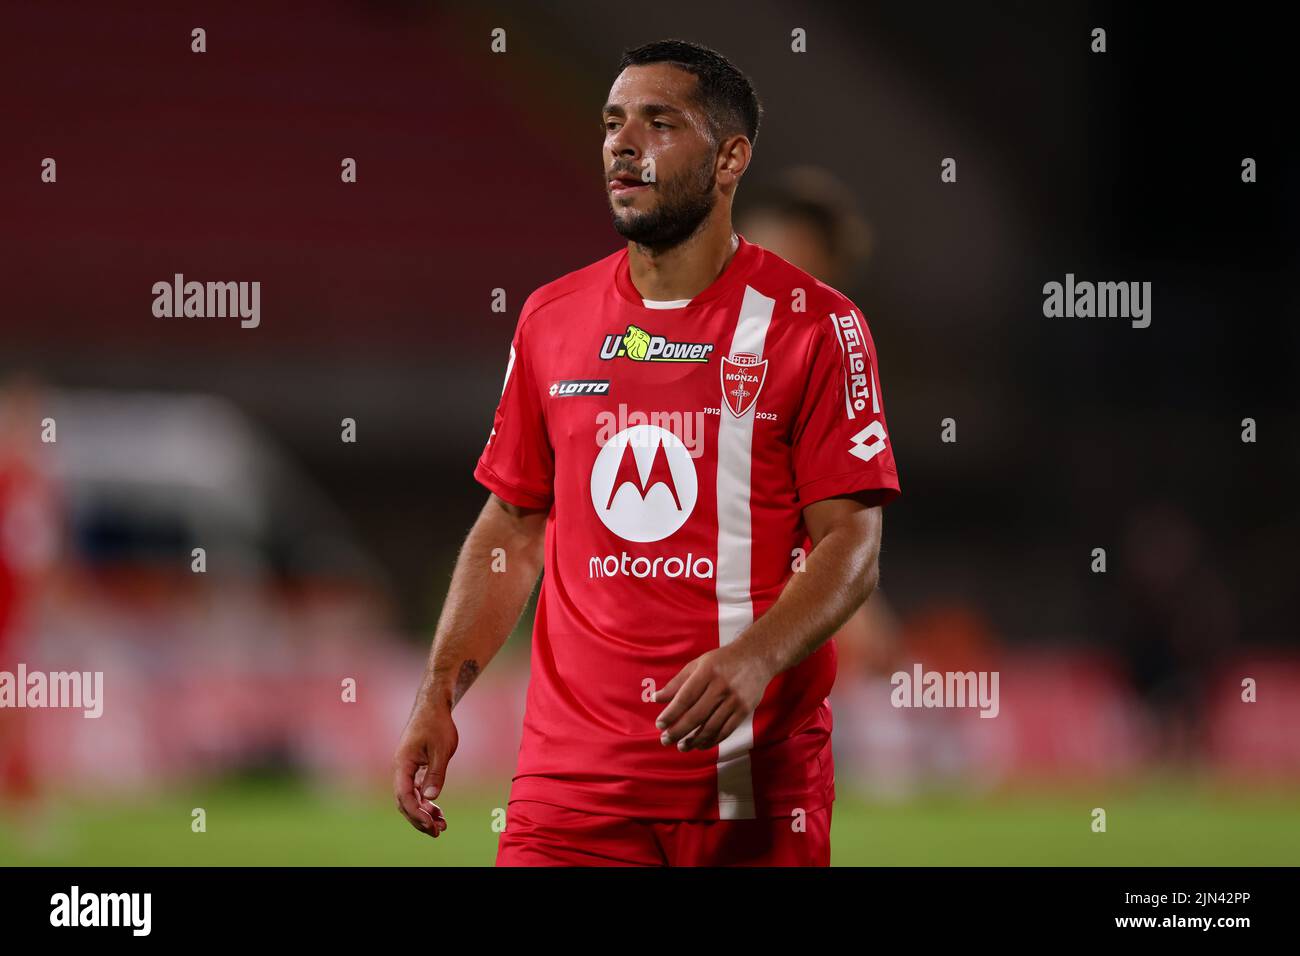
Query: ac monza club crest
xmin=720 ymin=351 xmax=768 ymax=417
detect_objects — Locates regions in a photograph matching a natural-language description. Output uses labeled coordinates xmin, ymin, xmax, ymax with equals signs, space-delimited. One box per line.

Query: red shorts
xmin=495 ymin=799 xmax=832 ymax=867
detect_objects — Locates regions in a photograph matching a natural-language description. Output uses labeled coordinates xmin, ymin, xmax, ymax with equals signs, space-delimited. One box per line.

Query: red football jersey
xmin=474 ymin=235 xmax=901 ymax=820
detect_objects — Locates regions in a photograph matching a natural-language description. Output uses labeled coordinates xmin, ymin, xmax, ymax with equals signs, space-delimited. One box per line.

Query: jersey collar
xmin=614 ymin=234 xmax=761 ymax=309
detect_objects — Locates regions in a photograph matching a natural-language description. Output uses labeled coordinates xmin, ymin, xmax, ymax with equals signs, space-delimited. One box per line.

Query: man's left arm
xmin=654 ymin=493 xmax=883 ymax=751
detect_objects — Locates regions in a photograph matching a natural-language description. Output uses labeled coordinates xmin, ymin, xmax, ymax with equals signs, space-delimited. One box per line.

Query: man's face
xmin=602 ymin=64 xmax=719 ymax=247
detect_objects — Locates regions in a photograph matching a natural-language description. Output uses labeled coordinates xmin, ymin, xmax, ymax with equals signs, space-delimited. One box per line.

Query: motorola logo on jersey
xmin=590 ymin=424 xmax=697 ymax=542
xmin=588 ymin=551 xmax=714 ymax=580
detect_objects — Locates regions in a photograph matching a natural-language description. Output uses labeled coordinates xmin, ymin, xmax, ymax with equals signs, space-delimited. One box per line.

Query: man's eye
xmin=652 ymin=121 xmax=672 ymax=130
xmin=605 ymin=121 xmax=621 ymax=131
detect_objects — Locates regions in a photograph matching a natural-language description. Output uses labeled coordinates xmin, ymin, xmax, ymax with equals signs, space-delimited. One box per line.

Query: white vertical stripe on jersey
xmin=713 ymin=284 xmax=776 ymax=820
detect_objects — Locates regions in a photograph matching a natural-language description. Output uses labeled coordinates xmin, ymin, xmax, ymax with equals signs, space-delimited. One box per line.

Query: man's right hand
xmin=390 ymin=493 xmax=545 ymax=841
xmin=392 ymin=700 xmax=459 ymax=837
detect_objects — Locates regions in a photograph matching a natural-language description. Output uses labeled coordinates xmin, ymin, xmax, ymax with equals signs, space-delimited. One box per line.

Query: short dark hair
xmin=617 ymin=39 xmax=763 ymax=148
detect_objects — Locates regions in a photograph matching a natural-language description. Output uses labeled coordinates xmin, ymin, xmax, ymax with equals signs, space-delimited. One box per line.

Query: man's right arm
xmin=419 ymin=492 xmax=546 ymax=711
xmin=392 ymin=492 xmax=547 ymax=836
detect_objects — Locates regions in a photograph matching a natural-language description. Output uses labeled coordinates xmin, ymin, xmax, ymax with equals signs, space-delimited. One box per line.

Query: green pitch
xmin=1 ymin=776 xmax=1296 ymax=866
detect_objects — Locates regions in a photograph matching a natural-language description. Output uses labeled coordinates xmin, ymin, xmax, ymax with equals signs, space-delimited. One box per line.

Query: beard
xmin=607 ymin=151 xmax=718 ymax=250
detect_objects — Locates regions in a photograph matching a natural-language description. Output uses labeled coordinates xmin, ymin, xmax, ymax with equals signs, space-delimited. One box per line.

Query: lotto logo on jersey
xmin=849 ymin=421 xmax=888 ymax=463
xmin=549 ymin=379 xmax=610 ymax=397
xmin=599 ymin=324 xmax=714 ymax=363
xmin=589 ymin=424 xmax=697 ymax=542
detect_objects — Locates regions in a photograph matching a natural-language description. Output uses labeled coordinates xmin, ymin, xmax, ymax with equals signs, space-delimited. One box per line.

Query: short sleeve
xmin=790 ymin=305 xmax=901 ymax=509
xmin=473 ymin=301 xmax=555 ymax=509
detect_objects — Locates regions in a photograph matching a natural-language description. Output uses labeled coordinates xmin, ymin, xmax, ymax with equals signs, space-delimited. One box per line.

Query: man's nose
xmin=609 ymin=127 xmax=641 ymax=161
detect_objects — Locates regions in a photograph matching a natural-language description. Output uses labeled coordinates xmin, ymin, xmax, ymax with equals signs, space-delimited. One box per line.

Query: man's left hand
xmin=653 ymin=644 xmax=773 ymax=751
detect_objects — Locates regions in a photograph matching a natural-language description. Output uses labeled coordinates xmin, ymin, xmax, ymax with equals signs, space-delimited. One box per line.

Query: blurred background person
xmin=1118 ymin=502 xmax=1237 ymax=767
xmin=737 ymin=167 xmax=952 ymax=797
xmin=737 ymin=169 xmax=913 ymax=678
xmin=737 ymin=166 xmax=873 ymax=301
xmin=737 ymin=167 xmax=898 ymax=675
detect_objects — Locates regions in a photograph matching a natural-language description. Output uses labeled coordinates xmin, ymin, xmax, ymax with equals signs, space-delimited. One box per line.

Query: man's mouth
xmin=609 ymin=172 xmax=653 ymax=194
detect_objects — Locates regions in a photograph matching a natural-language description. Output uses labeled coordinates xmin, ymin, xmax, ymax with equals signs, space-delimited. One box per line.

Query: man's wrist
xmin=418 ymin=674 xmax=455 ymax=712
xmin=734 ymin=623 xmax=785 ymax=681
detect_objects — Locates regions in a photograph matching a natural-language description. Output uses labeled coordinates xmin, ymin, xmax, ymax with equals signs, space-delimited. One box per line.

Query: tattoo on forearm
xmin=452 ymin=659 xmax=481 ymax=706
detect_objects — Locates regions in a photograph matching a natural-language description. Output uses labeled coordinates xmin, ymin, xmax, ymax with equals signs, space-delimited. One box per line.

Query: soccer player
xmin=393 ymin=39 xmax=901 ymax=866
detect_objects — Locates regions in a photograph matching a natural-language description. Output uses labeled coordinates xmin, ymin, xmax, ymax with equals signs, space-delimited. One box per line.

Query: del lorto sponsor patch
xmin=549 ymin=379 xmax=610 ymax=397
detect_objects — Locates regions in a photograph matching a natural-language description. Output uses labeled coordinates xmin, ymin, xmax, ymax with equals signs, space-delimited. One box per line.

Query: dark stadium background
xmin=0 ymin=1 xmax=1295 ymax=865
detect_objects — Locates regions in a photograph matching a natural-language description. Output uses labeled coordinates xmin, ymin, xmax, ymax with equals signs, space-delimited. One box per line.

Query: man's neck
xmin=627 ymin=215 xmax=739 ymax=302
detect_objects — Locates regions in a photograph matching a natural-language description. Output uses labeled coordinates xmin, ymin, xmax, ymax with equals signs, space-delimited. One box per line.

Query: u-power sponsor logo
xmin=599 ymin=324 xmax=714 ymax=363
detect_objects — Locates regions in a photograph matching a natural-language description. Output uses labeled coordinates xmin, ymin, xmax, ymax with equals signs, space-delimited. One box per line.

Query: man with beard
xmin=394 ymin=39 xmax=902 ymax=866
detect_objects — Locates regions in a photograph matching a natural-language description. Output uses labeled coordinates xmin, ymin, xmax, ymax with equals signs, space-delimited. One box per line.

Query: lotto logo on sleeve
xmin=849 ymin=421 xmax=888 ymax=463
xmin=590 ymin=424 xmax=697 ymax=542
